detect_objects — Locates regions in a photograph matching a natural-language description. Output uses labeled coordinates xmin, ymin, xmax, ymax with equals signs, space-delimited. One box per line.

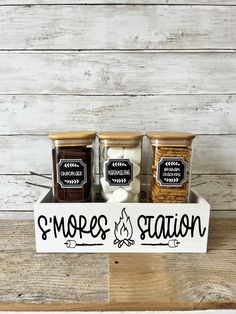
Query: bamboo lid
xmin=146 ymin=131 xmax=196 ymax=140
xmin=48 ymin=131 xmax=96 ymax=140
xmin=98 ymin=131 xmax=143 ymax=141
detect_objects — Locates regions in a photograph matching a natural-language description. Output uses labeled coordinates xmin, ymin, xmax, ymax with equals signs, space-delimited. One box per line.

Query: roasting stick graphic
xmin=65 ymin=240 xmax=103 ymax=248
xmin=141 ymin=239 xmax=180 ymax=248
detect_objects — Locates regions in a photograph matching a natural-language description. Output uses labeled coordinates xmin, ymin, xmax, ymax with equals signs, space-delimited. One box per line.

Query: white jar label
xmin=105 ymin=159 xmax=133 ymax=186
xmin=57 ymin=159 xmax=87 ymax=188
xmin=157 ymin=157 xmax=187 ymax=187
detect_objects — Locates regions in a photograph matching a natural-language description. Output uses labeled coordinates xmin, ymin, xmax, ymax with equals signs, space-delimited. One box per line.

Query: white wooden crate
xmin=34 ymin=189 xmax=210 ymax=254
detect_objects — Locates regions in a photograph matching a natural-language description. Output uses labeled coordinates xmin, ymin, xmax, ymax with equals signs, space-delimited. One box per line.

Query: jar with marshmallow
xmin=98 ymin=132 xmax=143 ymax=203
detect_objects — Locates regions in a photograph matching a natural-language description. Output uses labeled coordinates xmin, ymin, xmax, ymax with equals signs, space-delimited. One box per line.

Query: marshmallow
xmin=101 ymin=144 xmax=142 ymax=202
xmin=124 ymin=146 xmax=141 ymax=164
xmin=123 ymin=178 xmax=141 ymax=195
xmin=123 ymin=183 xmax=133 ymax=192
xmin=100 ymin=177 xmax=118 ymax=193
xmin=102 ymin=191 xmax=113 ymax=201
xmin=107 ymin=147 xmax=124 ymax=158
xmin=113 ymin=188 xmax=131 ymax=202
xmin=133 ymin=163 xmax=140 ymax=177
xmin=131 ymin=178 xmax=141 ymax=195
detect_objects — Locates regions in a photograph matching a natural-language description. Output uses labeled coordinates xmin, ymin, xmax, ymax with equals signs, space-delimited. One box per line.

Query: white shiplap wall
xmin=0 ymin=1 xmax=235 ymax=218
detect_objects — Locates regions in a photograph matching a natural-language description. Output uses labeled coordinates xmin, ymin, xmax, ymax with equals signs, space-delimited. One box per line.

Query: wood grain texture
xmin=0 ymin=136 xmax=51 ymax=174
xmin=0 ymin=95 xmax=235 ymax=135
xmin=0 ymin=135 xmax=235 ymax=174
xmin=0 ymin=211 xmax=33 ymax=220
xmin=0 ymin=52 xmax=236 ymax=95
xmin=1 ymin=1 xmax=236 ymax=4
xmin=0 ymin=309 xmax=235 ymax=314
xmin=192 ymin=174 xmax=236 ymax=211
xmin=0 ymin=220 xmax=108 ymax=304
xmin=1 ymin=5 xmax=236 ymax=50
xmin=208 ymin=219 xmax=236 ymax=250
xmin=109 ymin=219 xmax=236 ymax=306
xmin=110 ymin=252 xmax=236 ymax=306
xmin=210 ymin=211 xmax=236 ymax=219
xmin=0 ymin=219 xmax=235 ymax=310
xmin=0 ymin=175 xmax=50 ymax=210
xmin=0 ymin=303 xmax=235 ymax=311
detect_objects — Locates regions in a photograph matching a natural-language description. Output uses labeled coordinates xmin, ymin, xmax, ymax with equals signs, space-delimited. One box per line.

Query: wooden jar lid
xmin=146 ymin=131 xmax=196 ymax=140
xmin=48 ymin=131 xmax=96 ymax=140
xmin=98 ymin=131 xmax=143 ymax=141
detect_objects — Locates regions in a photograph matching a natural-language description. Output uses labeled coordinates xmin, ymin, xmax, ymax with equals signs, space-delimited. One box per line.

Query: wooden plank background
xmin=0 ymin=52 xmax=236 ymax=94
xmin=0 ymin=0 xmax=235 ymax=219
xmin=1 ymin=1 xmax=236 ymax=4
xmin=1 ymin=5 xmax=236 ymax=50
xmin=0 ymin=220 xmax=109 ymax=304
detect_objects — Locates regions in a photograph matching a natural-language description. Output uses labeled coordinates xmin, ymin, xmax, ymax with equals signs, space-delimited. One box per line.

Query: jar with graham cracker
xmin=147 ymin=132 xmax=196 ymax=203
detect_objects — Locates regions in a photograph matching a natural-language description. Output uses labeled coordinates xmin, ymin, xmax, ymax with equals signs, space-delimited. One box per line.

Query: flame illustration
xmin=114 ymin=208 xmax=135 ymax=248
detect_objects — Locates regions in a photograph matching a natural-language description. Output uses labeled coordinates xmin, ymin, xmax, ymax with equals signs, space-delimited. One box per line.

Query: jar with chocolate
xmin=48 ymin=131 xmax=96 ymax=202
xmin=98 ymin=132 xmax=143 ymax=203
xmin=147 ymin=132 xmax=196 ymax=203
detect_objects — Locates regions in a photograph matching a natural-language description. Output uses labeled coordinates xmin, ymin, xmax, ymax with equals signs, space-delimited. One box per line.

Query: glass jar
xmin=147 ymin=132 xmax=195 ymax=203
xmin=98 ymin=132 xmax=143 ymax=203
xmin=48 ymin=131 xmax=96 ymax=202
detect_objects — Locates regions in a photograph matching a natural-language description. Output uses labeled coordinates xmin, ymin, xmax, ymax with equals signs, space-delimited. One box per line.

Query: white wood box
xmin=34 ymin=189 xmax=210 ymax=253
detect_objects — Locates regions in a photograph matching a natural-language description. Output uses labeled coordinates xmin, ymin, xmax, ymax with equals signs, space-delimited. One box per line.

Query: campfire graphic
xmin=114 ymin=208 xmax=135 ymax=248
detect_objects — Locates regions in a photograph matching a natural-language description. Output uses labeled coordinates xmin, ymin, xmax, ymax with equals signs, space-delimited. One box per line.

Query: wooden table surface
xmin=0 ymin=218 xmax=235 ymax=311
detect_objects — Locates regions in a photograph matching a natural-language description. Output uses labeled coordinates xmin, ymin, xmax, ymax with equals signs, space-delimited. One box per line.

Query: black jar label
xmin=105 ymin=159 xmax=133 ymax=186
xmin=157 ymin=157 xmax=187 ymax=187
xmin=57 ymin=159 xmax=87 ymax=188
